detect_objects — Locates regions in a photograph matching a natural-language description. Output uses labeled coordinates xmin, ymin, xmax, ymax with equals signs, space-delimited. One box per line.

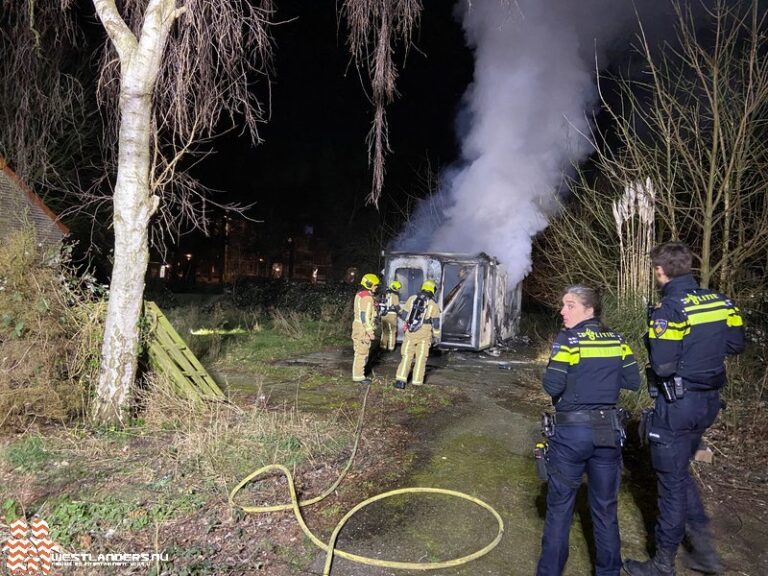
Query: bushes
xmin=231 ymin=278 xmax=355 ymax=320
xmin=0 ymin=230 xmax=103 ymax=428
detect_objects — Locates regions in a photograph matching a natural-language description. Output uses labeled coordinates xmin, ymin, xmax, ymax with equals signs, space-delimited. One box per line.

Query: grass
xmin=0 ymin=345 xmax=359 ymax=573
xmin=0 ymin=230 xmax=101 ymax=428
xmin=3 ymin=435 xmax=51 ymax=472
xmin=42 ymin=492 xmax=205 ymax=547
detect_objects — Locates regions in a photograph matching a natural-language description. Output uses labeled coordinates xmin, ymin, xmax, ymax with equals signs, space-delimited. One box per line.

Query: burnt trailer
xmin=382 ymin=251 xmax=522 ymax=351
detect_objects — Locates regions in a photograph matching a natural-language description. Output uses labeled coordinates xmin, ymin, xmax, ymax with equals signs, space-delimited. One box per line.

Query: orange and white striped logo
xmin=2 ymin=517 xmax=59 ymax=575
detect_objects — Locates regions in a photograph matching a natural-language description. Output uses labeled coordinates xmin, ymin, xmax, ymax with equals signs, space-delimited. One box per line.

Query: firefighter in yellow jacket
xmin=381 ymin=280 xmax=402 ymax=351
xmin=351 ymin=273 xmax=380 ymax=385
xmin=394 ymin=280 xmax=441 ymax=389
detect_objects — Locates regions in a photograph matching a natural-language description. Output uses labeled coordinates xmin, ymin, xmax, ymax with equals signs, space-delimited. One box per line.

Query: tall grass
xmin=139 ymin=375 xmax=354 ymax=485
xmin=0 ymin=230 xmax=103 ymax=428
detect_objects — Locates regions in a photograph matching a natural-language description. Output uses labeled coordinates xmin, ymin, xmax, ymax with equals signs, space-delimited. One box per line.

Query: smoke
xmin=392 ymin=0 xmax=661 ymax=286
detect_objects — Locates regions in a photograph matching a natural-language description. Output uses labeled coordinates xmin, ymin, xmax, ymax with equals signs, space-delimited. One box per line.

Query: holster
xmin=646 ymin=365 xmax=684 ymax=402
xmin=541 ymin=412 xmax=555 ymax=438
xmin=645 ymin=365 xmax=659 ymax=398
xmin=614 ymin=408 xmax=628 ymax=447
xmin=534 ymin=442 xmax=548 ymax=482
xmin=638 ymin=408 xmax=654 ymax=446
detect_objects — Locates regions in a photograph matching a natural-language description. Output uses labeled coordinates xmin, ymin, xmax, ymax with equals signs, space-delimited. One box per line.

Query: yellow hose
xmin=229 ymin=385 xmax=504 ymax=575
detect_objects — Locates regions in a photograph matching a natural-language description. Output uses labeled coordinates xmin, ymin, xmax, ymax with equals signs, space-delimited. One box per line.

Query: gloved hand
xmin=366 ymin=331 xmax=375 ymax=342
xmin=431 ymin=336 xmax=440 ymax=347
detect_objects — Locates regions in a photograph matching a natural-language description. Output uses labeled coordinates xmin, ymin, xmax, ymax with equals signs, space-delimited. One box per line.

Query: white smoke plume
xmin=393 ymin=0 xmax=655 ymax=286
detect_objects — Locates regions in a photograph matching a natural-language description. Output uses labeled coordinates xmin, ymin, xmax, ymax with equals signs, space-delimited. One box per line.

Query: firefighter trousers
xmin=381 ymin=314 xmax=398 ymax=351
xmin=396 ymin=328 xmax=431 ymax=385
xmin=351 ymin=323 xmax=372 ymax=381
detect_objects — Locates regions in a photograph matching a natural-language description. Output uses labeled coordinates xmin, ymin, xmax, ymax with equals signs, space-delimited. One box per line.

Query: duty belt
xmin=543 ymin=408 xmax=627 ymax=447
xmin=553 ymin=409 xmax=618 ymax=425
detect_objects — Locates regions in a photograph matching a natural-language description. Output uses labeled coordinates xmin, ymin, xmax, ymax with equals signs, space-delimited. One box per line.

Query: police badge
xmin=653 ymin=319 xmax=668 ymax=337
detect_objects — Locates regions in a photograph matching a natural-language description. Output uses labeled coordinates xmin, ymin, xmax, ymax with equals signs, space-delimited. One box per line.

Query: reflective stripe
xmin=579 ymin=339 xmax=621 ymax=346
xmin=727 ymin=309 xmax=744 ymax=327
xmin=551 ymin=351 xmax=578 ymax=364
xmin=684 ymin=300 xmax=728 ymax=312
xmin=551 ymin=344 xmax=579 ymax=365
xmin=579 ymin=345 xmax=624 ymax=359
xmin=552 ymin=340 xmax=628 ymax=363
xmin=686 ymin=307 xmax=730 ymax=326
xmin=648 ymin=326 xmax=686 ymax=341
xmin=647 ymin=319 xmax=687 ymax=341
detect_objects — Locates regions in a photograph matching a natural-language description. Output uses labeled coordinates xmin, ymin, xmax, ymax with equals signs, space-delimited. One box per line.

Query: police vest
xmin=552 ymin=324 xmax=632 ymax=405
xmin=649 ymin=286 xmax=744 ymax=389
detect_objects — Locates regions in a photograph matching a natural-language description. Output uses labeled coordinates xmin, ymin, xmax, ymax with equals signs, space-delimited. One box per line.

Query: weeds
xmin=3 ymin=435 xmax=51 ymax=473
xmin=40 ymin=493 xmax=204 ymax=547
xmin=0 ymin=230 xmax=102 ymax=428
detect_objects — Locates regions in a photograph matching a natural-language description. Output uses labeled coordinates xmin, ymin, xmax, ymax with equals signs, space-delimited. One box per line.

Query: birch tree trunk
xmin=91 ymin=0 xmax=177 ymax=425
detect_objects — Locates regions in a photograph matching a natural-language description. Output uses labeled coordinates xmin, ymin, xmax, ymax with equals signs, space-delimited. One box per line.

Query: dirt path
xmin=234 ymin=346 xmax=768 ymax=576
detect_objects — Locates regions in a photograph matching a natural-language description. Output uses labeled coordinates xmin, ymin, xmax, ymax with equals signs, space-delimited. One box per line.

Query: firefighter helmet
xmin=360 ymin=273 xmax=380 ymax=291
xmin=421 ymin=280 xmax=437 ymax=295
xmin=389 ymin=280 xmax=402 ymax=291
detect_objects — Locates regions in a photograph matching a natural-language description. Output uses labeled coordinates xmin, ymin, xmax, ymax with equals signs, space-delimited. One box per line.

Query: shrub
xmin=231 ymin=278 xmax=354 ymax=320
xmin=0 ymin=230 xmax=103 ymax=428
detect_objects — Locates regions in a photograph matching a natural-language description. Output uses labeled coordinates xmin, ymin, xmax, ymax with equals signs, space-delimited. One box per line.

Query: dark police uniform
xmin=537 ymin=319 xmax=640 ymax=576
xmin=645 ymin=273 xmax=744 ymax=551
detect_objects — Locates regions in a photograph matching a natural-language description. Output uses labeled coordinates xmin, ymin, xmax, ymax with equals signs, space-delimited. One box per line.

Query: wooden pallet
xmin=144 ymin=300 xmax=224 ymax=402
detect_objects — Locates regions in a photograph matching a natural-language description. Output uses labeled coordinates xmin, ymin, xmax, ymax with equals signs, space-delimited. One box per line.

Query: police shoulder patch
xmin=550 ymin=343 xmax=561 ymax=358
xmin=653 ymin=319 xmax=668 ymax=337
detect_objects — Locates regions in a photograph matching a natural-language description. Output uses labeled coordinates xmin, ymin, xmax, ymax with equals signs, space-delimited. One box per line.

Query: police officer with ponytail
xmin=624 ymin=242 xmax=744 ymax=576
xmin=537 ymin=285 xmax=640 ymax=576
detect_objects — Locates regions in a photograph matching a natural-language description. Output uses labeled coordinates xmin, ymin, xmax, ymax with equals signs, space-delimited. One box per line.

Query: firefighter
xmin=381 ymin=280 xmax=402 ymax=351
xmin=624 ymin=242 xmax=745 ymax=576
xmin=537 ymin=285 xmax=640 ymax=576
xmin=351 ymin=273 xmax=380 ymax=385
xmin=394 ymin=280 xmax=441 ymax=389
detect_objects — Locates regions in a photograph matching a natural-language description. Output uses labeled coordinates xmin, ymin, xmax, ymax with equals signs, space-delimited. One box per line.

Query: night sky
xmin=68 ymin=1 xmax=741 ymax=283
xmin=193 ymin=0 xmax=473 ymax=255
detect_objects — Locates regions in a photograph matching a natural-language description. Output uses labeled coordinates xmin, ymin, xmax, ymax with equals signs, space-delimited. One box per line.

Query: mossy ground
xmin=1 ymin=302 xmax=765 ymax=575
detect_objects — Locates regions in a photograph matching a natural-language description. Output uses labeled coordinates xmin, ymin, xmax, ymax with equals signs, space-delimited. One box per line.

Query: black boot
xmin=623 ymin=546 xmax=676 ymax=576
xmin=684 ymin=523 xmax=723 ymax=574
xmin=393 ymin=380 xmax=406 ymax=389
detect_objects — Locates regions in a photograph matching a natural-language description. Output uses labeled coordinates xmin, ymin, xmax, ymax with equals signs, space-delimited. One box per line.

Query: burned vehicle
xmin=382 ymin=251 xmax=522 ymax=351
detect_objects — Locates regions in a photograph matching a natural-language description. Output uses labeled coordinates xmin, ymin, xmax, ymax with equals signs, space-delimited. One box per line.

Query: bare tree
xmin=536 ymin=0 xmax=768 ymax=305
xmin=88 ymin=0 xmax=273 ymax=424
xmin=0 ymin=2 xmax=97 ymax=199
xmin=341 ymin=0 xmax=422 ymax=205
xmin=595 ymin=0 xmax=768 ymax=292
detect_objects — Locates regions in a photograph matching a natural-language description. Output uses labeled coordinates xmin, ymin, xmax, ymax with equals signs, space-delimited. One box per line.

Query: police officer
xmin=624 ymin=242 xmax=744 ymax=576
xmin=381 ymin=280 xmax=402 ymax=351
xmin=537 ymin=285 xmax=640 ymax=576
xmin=394 ymin=280 xmax=441 ymax=389
xmin=351 ymin=273 xmax=380 ymax=385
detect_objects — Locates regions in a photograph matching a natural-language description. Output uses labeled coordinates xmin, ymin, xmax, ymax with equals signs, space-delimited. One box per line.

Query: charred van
xmin=382 ymin=251 xmax=522 ymax=351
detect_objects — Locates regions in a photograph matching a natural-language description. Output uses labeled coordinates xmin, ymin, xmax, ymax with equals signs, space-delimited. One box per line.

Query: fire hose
xmin=229 ymin=384 xmax=504 ymax=575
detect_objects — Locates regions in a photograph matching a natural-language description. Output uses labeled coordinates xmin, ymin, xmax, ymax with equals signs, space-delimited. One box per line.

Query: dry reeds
xmin=612 ymin=177 xmax=655 ymax=306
